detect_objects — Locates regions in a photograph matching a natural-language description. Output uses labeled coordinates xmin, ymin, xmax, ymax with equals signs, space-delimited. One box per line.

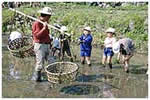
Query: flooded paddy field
xmin=2 ymin=34 xmax=148 ymax=98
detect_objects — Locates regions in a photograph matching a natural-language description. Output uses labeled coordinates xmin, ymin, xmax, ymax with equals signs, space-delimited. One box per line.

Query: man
xmin=113 ymin=37 xmax=134 ymax=73
xmin=59 ymin=26 xmax=73 ymax=62
xmin=32 ymin=7 xmax=52 ymax=82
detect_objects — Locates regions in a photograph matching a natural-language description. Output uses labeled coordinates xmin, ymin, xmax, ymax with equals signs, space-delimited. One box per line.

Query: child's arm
xmin=83 ymin=36 xmax=92 ymax=43
xmin=78 ymin=35 xmax=83 ymax=44
xmin=79 ymin=35 xmax=83 ymax=40
xmin=117 ymin=52 xmax=121 ymax=63
xmin=112 ymin=38 xmax=117 ymax=46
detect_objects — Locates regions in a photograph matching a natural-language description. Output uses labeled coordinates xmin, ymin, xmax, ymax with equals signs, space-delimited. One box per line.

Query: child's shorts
xmin=80 ymin=50 xmax=91 ymax=57
xmin=103 ymin=47 xmax=114 ymax=57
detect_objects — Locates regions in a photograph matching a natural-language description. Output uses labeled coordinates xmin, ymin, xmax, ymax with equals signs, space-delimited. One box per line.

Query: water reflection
xmin=60 ymin=84 xmax=100 ymax=95
xmin=76 ymin=74 xmax=103 ymax=82
xmin=9 ymin=64 xmax=21 ymax=80
xmin=130 ymin=68 xmax=147 ymax=74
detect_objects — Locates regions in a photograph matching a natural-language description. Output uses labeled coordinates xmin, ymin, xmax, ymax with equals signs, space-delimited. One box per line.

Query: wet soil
xmin=2 ymin=34 xmax=148 ymax=98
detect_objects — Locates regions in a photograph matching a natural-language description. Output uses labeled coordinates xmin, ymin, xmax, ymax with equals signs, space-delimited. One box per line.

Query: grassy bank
xmin=2 ymin=3 xmax=148 ymax=51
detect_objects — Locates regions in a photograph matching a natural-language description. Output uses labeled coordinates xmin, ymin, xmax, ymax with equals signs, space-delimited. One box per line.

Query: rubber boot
xmin=70 ymin=57 xmax=73 ymax=62
xmin=88 ymin=63 xmax=91 ymax=67
xmin=36 ymin=71 xmax=41 ymax=82
xmin=81 ymin=60 xmax=85 ymax=65
xmin=126 ymin=69 xmax=129 ymax=73
xmin=102 ymin=64 xmax=106 ymax=68
xmin=125 ymin=67 xmax=129 ymax=73
xmin=109 ymin=63 xmax=112 ymax=69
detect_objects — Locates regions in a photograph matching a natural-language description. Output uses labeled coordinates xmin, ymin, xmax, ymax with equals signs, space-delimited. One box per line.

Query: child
xmin=79 ymin=27 xmax=93 ymax=66
xmin=113 ymin=37 xmax=134 ymax=73
xmin=52 ymin=37 xmax=61 ymax=58
xmin=102 ymin=28 xmax=116 ymax=69
xmin=59 ymin=26 xmax=73 ymax=62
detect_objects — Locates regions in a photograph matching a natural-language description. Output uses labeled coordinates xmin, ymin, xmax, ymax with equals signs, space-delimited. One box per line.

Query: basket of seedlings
xmin=7 ymin=36 xmax=35 ymax=58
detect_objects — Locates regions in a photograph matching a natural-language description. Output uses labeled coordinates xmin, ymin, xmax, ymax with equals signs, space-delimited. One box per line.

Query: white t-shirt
xmin=104 ymin=37 xmax=116 ymax=48
xmin=9 ymin=31 xmax=22 ymax=41
xmin=53 ymin=37 xmax=60 ymax=49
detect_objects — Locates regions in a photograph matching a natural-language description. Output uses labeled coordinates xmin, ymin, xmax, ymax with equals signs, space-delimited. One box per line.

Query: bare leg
xmin=107 ymin=56 xmax=113 ymax=69
xmin=52 ymin=48 xmax=56 ymax=56
xmin=117 ymin=52 xmax=121 ymax=61
xmin=107 ymin=56 xmax=112 ymax=64
xmin=60 ymin=49 xmax=65 ymax=61
xmin=86 ymin=57 xmax=91 ymax=66
xmin=122 ymin=55 xmax=125 ymax=65
xmin=117 ymin=52 xmax=121 ymax=63
xmin=102 ymin=54 xmax=107 ymax=67
xmin=122 ymin=55 xmax=129 ymax=73
xmin=81 ymin=57 xmax=85 ymax=64
xmin=124 ymin=60 xmax=129 ymax=72
xmin=124 ymin=55 xmax=130 ymax=73
xmin=58 ymin=49 xmax=61 ymax=60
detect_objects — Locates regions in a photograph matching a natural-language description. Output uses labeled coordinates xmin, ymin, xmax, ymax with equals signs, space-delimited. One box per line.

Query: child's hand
xmin=77 ymin=39 xmax=81 ymax=45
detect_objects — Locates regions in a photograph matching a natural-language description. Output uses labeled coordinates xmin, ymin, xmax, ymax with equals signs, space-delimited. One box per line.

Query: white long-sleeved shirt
xmin=104 ymin=37 xmax=116 ymax=48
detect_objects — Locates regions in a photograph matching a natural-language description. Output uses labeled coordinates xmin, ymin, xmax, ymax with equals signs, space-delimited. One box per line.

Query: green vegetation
xmin=2 ymin=3 xmax=148 ymax=51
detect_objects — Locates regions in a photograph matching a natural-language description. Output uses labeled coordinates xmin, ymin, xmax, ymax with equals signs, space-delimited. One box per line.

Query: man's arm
xmin=32 ymin=22 xmax=48 ymax=38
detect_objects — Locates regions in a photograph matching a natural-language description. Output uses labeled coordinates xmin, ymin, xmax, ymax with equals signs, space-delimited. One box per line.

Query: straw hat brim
xmin=84 ymin=29 xmax=91 ymax=32
xmin=38 ymin=10 xmax=52 ymax=15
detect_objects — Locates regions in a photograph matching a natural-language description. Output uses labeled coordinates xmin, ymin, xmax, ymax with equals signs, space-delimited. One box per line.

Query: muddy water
xmin=2 ymin=34 xmax=148 ymax=98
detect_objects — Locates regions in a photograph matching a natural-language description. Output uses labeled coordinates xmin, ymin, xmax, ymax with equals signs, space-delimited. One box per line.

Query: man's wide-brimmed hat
xmin=38 ymin=7 xmax=52 ymax=15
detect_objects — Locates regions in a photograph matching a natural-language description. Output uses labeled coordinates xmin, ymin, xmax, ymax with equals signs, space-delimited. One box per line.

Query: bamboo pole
xmin=9 ymin=8 xmax=61 ymax=32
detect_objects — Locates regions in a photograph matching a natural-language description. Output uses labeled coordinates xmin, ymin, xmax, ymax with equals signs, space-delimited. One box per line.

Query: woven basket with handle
xmin=7 ymin=36 xmax=35 ymax=58
xmin=45 ymin=62 xmax=79 ymax=84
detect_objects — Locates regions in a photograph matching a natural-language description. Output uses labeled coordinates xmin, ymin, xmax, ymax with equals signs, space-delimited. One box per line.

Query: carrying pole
xmin=9 ymin=8 xmax=61 ymax=32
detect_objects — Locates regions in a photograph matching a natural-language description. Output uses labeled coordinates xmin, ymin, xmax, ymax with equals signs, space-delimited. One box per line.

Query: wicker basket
xmin=45 ymin=62 xmax=79 ymax=84
xmin=7 ymin=36 xmax=35 ymax=58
